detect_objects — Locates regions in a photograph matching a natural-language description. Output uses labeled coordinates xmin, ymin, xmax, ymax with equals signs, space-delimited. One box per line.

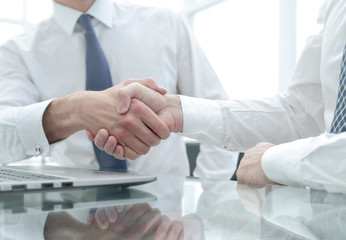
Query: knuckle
xmin=114 ymin=149 xmax=124 ymax=159
xmin=121 ymin=116 xmax=136 ymax=128
xmin=140 ymin=145 xmax=151 ymax=155
xmin=141 ymin=203 xmax=151 ymax=211
xmin=117 ymin=128 xmax=129 ymax=140
xmin=123 ymin=79 xmax=133 ymax=86
xmin=146 ymin=77 xmax=155 ymax=85
xmin=150 ymin=137 xmax=160 ymax=147
xmin=105 ymin=147 xmax=113 ymax=155
xmin=130 ymin=101 xmax=143 ymax=113
xmin=117 ymin=88 xmax=126 ymax=97
xmin=94 ymin=141 xmax=104 ymax=150
xmin=129 ymin=152 xmax=139 ymax=160
xmin=158 ymin=125 xmax=170 ymax=140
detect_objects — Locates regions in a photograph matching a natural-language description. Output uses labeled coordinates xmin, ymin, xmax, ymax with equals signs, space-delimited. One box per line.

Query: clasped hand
xmin=85 ymin=78 xmax=182 ymax=160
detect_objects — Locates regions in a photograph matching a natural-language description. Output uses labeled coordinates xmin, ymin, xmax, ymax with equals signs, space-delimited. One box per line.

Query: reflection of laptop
xmin=0 ymin=186 xmax=157 ymax=215
xmin=0 ymin=165 xmax=156 ymax=192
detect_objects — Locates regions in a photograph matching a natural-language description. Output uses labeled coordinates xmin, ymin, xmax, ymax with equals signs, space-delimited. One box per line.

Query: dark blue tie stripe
xmin=78 ymin=14 xmax=127 ymax=171
xmin=330 ymin=44 xmax=346 ymax=134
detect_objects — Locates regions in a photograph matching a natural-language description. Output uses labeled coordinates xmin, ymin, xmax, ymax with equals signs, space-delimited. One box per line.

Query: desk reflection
xmin=237 ymin=184 xmax=346 ymax=239
xmin=0 ymin=175 xmax=345 ymax=239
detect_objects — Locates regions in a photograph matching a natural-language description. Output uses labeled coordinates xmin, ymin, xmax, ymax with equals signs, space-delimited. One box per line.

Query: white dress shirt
xmin=181 ymin=0 xmax=346 ymax=192
xmin=0 ymin=0 xmax=239 ymax=179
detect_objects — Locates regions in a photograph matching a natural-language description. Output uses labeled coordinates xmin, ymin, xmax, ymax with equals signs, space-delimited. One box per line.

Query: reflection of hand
xmin=44 ymin=212 xmax=88 ymax=240
xmin=88 ymin=203 xmax=184 ymax=240
xmin=236 ymin=142 xmax=278 ymax=186
xmin=87 ymin=205 xmax=126 ymax=229
xmin=43 ymin=78 xmax=171 ymax=160
xmin=44 ymin=203 xmax=184 ymax=240
xmin=236 ymin=183 xmax=273 ymax=217
xmin=88 ymin=79 xmax=183 ymax=159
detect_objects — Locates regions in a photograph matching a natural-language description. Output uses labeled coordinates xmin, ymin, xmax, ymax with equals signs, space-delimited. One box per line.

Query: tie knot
xmin=78 ymin=14 xmax=93 ymax=32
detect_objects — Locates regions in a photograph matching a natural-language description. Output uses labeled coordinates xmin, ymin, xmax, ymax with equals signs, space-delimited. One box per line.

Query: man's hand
xmin=43 ymin=78 xmax=170 ymax=160
xmin=87 ymin=80 xmax=183 ymax=159
xmin=236 ymin=142 xmax=278 ymax=186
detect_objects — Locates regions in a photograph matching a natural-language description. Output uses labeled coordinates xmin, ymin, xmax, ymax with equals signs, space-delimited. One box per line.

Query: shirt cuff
xmin=180 ymin=95 xmax=223 ymax=134
xmin=261 ymin=141 xmax=303 ymax=186
xmin=17 ymin=99 xmax=54 ymax=157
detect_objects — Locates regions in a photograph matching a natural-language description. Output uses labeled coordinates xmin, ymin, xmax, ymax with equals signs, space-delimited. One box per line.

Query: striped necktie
xmin=78 ymin=14 xmax=127 ymax=171
xmin=330 ymin=44 xmax=346 ymax=134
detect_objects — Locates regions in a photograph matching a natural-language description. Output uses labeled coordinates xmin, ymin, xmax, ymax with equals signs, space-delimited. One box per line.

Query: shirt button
xmin=35 ymin=145 xmax=42 ymax=155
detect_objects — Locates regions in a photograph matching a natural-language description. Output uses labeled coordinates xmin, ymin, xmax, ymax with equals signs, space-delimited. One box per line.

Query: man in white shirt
xmin=0 ymin=0 xmax=239 ymax=178
xmin=93 ymin=0 xmax=346 ymax=193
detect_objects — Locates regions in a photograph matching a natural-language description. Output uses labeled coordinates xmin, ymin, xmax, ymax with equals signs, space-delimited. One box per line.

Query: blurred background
xmin=0 ymin=0 xmax=324 ymax=99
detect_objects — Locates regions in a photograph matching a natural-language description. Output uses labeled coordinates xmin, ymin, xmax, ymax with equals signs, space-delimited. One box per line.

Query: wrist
xmin=166 ymin=95 xmax=183 ymax=132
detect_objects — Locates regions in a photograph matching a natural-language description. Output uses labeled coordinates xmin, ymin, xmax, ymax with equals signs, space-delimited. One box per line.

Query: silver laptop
xmin=0 ymin=165 xmax=156 ymax=192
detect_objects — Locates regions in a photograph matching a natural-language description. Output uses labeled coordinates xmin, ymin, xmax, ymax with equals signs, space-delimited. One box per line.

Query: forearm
xmin=180 ymin=95 xmax=324 ymax=152
xmin=43 ymin=92 xmax=85 ymax=144
xmin=262 ymin=132 xmax=346 ymax=193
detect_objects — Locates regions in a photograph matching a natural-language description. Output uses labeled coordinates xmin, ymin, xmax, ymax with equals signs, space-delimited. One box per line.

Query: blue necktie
xmin=78 ymin=14 xmax=127 ymax=171
xmin=330 ymin=44 xmax=346 ymax=134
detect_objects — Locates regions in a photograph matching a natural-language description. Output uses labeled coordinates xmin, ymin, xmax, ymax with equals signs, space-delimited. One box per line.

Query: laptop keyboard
xmin=0 ymin=168 xmax=64 ymax=182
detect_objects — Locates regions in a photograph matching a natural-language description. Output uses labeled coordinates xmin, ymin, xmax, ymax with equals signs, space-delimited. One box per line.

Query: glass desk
xmin=0 ymin=175 xmax=345 ymax=239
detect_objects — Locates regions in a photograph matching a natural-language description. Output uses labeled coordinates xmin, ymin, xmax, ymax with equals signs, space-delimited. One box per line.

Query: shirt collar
xmin=53 ymin=0 xmax=114 ymax=36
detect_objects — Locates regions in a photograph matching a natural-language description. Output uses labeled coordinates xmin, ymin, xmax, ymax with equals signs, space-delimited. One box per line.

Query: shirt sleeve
xmin=174 ymin=13 xmax=240 ymax=179
xmin=262 ymin=132 xmax=346 ymax=193
xmin=180 ymin=23 xmax=325 ymax=152
xmin=0 ymin=39 xmax=53 ymax=163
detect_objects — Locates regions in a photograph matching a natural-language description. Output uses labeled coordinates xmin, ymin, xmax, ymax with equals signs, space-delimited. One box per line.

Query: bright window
xmin=194 ymin=0 xmax=279 ymax=98
xmin=0 ymin=0 xmax=325 ymax=98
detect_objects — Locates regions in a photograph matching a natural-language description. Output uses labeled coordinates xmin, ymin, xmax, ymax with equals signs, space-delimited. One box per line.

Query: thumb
xmin=117 ymin=81 xmax=166 ymax=114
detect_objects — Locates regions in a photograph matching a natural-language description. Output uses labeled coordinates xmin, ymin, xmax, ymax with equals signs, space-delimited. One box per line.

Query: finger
xmin=113 ymin=144 xmax=125 ymax=159
xmin=117 ymin=83 xmax=144 ymax=114
xmin=116 ymin=205 xmax=125 ymax=214
xmin=122 ymin=144 xmax=141 ymax=160
xmin=103 ymin=136 xmax=118 ymax=155
xmin=87 ymin=213 xmax=96 ymax=226
xmin=132 ymin=101 xmax=169 ymax=140
xmin=154 ymin=215 xmax=171 ymax=240
xmin=94 ymin=129 xmax=110 ymax=150
xmin=86 ymin=130 xmax=95 ymax=141
xmin=166 ymin=221 xmax=184 ymax=240
xmin=126 ymin=99 xmax=169 ymax=141
xmin=117 ymin=81 xmax=166 ymax=114
xmin=95 ymin=208 xmax=110 ymax=229
xmin=140 ymin=77 xmax=167 ymax=95
xmin=124 ymin=114 xmax=162 ymax=147
xmin=141 ymin=112 xmax=170 ymax=140
xmin=114 ymin=124 xmax=151 ymax=157
xmin=113 ymin=203 xmax=151 ymax=232
xmin=137 ymin=208 xmax=162 ymax=235
xmin=104 ymin=206 xmax=118 ymax=223
xmin=123 ymin=77 xmax=167 ymax=96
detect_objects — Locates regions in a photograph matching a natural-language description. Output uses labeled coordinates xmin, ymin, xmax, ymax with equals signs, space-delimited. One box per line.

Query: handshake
xmin=43 ymin=78 xmax=183 ymax=160
xmin=43 ymin=77 xmax=276 ymax=186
